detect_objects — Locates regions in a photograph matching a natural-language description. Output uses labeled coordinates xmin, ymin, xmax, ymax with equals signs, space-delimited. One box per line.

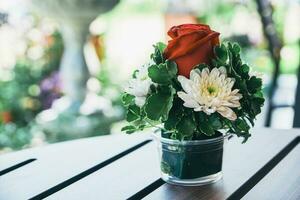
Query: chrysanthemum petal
xmin=190 ymin=69 xmax=201 ymax=82
xmin=178 ymin=75 xmax=193 ymax=94
xmin=177 ymin=91 xmax=199 ymax=108
xmin=217 ymin=106 xmax=237 ymax=121
xmin=177 ymin=68 xmax=242 ymax=121
xmin=219 ymin=66 xmax=227 ymax=75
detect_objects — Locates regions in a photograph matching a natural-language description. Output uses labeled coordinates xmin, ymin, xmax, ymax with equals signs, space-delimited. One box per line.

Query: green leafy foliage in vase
xmin=122 ymin=42 xmax=264 ymax=142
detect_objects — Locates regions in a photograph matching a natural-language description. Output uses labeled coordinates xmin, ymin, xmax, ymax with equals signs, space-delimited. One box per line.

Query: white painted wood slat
xmin=1 ymin=128 xmax=300 ymax=200
xmin=0 ymin=133 xmax=150 ymax=200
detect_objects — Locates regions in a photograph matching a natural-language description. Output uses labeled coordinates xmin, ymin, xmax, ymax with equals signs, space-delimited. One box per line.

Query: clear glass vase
xmin=152 ymin=132 xmax=227 ymax=186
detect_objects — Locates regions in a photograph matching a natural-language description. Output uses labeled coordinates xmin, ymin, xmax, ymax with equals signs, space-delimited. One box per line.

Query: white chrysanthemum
xmin=124 ymin=63 xmax=154 ymax=107
xmin=177 ymin=67 xmax=242 ymax=121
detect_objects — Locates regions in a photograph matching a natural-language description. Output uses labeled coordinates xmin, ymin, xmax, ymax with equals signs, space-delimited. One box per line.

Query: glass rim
xmin=151 ymin=130 xmax=231 ymax=145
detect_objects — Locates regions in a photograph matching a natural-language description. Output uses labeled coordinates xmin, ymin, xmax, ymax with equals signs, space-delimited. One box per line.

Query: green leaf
xmin=199 ymin=122 xmax=215 ymax=136
xmin=253 ymin=96 xmax=265 ymax=105
xmin=137 ymin=124 xmax=147 ymax=131
xmin=208 ymin=114 xmax=222 ymax=130
xmin=156 ymin=42 xmax=166 ymax=52
xmin=164 ymin=113 xmax=178 ymax=130
xmin=211 ymin=59 xmax=219 ymax=68
xmin=121 ymin=125 xmax=136 ymax=134
xmin=242 ymin=135 xmax=251 ymax=143
xmin=164 ymin=99 xmax=184 ymax=130
xmin=234 ymin=77 xmax=247 ymax=93
xmin=238 ymin=64 xmax=250 ymax=78
xmin=196 ymin=112 xmax=215 ymax=136
xmin=242 ymin=64 xmax=250 ymax=72
xmin=235 ymin=118 xmax=250 ymax=132
xmin=249 ymin=96 xmax=264 ymax=116
xmin=144 ymin=87 xmax=175 ymax=121
xmin=122 ymin=93 xmax=134 ymax=106
xmin=166 ymin=60 xmax=178 ymax=77
xmin=132 ymin=70 xmax=139 ymax=78
xmin=232 ymin=43 xmax=241 ymax=55
xmin=176 ymin=116 xmax=196 ymax=138
xmin=196 ymin=111 xmax=207 ymax=123
xmin=151 ymin=42 xmax=166 ymax=64
xmin=246 ymin=116 xmax=255 ymax=127
xmin=247 ymin=76 xmax=262 ymax=93
xmin=126 ymin=104 xmax=140 ymax=122
xmin=214 ymin=44 xmax=228 ymax=63
xmin=254 ymin=91 xmax=264 ymax=98
xmin=148 ymin=64 xmax=169 ymax=84
xmin=250 ymin=103 xmax=261 ymax=116
xmin=148 ymin=63 xmax=177 ymax=84
xmin=225 ymin=117 xmax=251 ymax=143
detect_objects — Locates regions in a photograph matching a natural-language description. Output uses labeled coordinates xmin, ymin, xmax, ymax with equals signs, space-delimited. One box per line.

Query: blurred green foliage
xmin=197 ymin=0 xmax=299 ymax=74
xmin=0 ymin=0 xmax=298 ymax=150
xmin=0 ymin=30 xmax=63 ymax=150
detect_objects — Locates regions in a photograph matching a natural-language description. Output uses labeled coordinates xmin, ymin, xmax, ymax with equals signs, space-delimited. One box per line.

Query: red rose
xmin=164 ymin=24 xmax=220 ymax=77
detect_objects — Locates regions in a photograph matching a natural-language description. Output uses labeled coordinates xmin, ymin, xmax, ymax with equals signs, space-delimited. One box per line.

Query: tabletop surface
xmin=1 ymin=128 xmax=300 ymax=200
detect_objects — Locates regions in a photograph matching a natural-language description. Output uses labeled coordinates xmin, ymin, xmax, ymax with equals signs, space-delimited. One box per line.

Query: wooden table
xmin=1 ymin=128 xmax=300 ymax=200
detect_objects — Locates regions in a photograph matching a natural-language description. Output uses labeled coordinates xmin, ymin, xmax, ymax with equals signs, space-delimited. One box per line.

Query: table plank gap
xmin=47 ymin=141 xmax=161 ymax=200
xmin=0 ymin=158 xmax=36 ymax=176
xmin=2 ymin=128 xmax=300 ymax=200
xmin=127 ymin=178 xmax=165 ymax=200
xmin=243 ymin=136 xmax=300 ymax=200
xmin=29 ymin=139 xmax=151 ymax=200
xmin=227 ymin=136 xmax=300 ymax=200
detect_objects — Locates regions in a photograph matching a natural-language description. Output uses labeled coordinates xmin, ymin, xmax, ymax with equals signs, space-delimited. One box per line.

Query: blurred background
xmin=0 ymin=0 xmax=299 ymax=153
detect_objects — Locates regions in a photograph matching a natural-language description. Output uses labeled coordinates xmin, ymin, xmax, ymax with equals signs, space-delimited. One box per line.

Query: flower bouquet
xmin=122 ymin=24 xmax=264 ymax=186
